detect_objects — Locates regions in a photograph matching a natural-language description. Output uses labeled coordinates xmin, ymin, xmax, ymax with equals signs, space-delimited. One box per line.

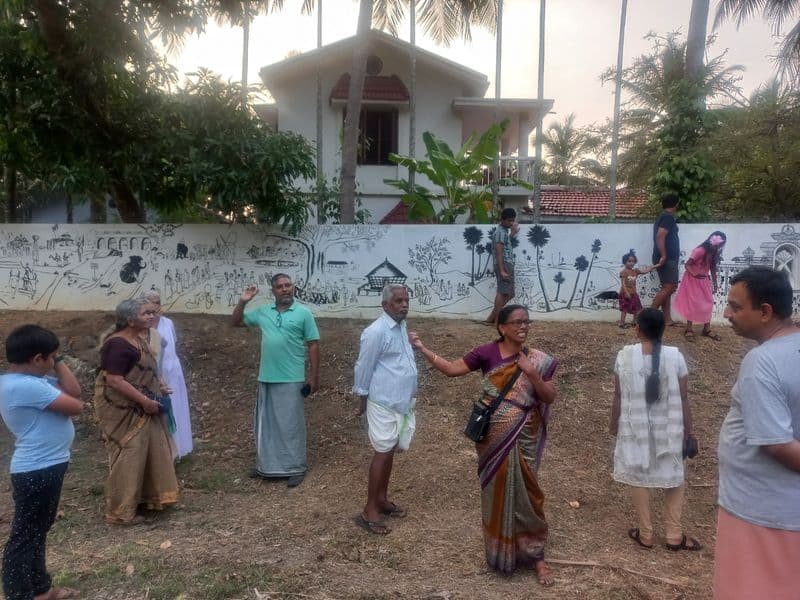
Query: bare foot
xmin=534 ymin=559 xmax=554 ymax=586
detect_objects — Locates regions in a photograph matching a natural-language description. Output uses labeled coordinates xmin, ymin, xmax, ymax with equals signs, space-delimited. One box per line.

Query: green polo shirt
xmin=243 ymin=301 xmax=320 ymax=383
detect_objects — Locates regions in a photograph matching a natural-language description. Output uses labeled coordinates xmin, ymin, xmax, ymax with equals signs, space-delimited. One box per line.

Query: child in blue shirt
xmin=0 ymin=325 xmax=83 ymax=600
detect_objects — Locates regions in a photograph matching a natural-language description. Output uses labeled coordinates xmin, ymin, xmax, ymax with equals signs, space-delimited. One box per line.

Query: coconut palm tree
xmin=686 ymin=0 xmax=710 ymax=82
xmin=340 ymin=0 xmax=497 ymax=223
xmin=542 ymin=113 xmax=586 ymax=184
xmin=463 ymin=226 xmax=484 ymax=286
xmin=608 ymin=0 xmax=627 ymax=219
xmin=715 ymin=0 xmax=800 ymax=82
xmin=579 ymin=238 xmax=602 ymax=307
xmin=567 ymin=255 xmax=589 ymax=309
xmin=526 ymin=225 xmax=552 ymax=312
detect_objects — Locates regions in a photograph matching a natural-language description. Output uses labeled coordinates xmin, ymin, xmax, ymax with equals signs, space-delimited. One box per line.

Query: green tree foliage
xmin=0 ymin=4 xmax=316 ymax=227
xmin=601 ymin=33 xmax=743 ymax=221
xmin=709 ymin=79 xmax=800 ymax=220
xmin=385 ymin=120 xmax=530 ymax=223
xmin=715 ymin=0 xmax=800 ymax=84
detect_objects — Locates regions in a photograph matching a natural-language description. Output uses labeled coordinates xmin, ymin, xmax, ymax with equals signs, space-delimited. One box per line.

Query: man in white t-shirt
xmin=353 ymin=284 xmax=418 ymax=534
xmin=714 ymin=267 xmax=800 ymax=600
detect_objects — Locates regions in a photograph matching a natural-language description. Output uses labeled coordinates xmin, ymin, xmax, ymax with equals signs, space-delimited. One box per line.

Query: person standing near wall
xmin=485 ymin=208 xmax=519 ymax=325
xmin=353 ymin=284 xmax=418 ymax=534
xmin=651 ymin=194 xmax=681 ymax=326
xmin=232 ymin=273 xmax=320 ymax=488
xmin=144 ymin=290 xmax=193 ymax=459
xmin=713 ymin=267 xmax=800 ymax=599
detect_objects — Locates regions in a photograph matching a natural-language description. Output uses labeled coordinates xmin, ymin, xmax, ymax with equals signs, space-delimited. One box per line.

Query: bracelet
xmin=432 ymin=354 xmax=439 ymax=365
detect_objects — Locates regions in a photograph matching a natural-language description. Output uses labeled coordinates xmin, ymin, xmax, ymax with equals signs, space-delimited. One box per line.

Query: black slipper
xmin=666 ymin=534 xmax=702 ymax=552
xmin=628 ymin=527 xmax=653 ymax=548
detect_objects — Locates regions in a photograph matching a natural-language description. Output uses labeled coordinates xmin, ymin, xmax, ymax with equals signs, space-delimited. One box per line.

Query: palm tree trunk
xmin=65 ymin=193 xmax=73 ymax=223
xmin=535 ymin=253 xmax=552 ymax=311
xmin=531 ymin=0 xmax=546 ymax=223
xmin=608 ymin=0 xmax=627 ymax=220
xmin=316 ymin=0 xmax=324 ymax=223
xmin=241 ymin=8 xmax=250 ymax=108
xmin=492 ymin=0 xmax=503 ymax=211
xmin=90 ymin=194 xmax=107 ymax=223
xmin=408 ymin=0 xmax=417 ymax=190
xmin=339 ymin=0 xmax=373 ymax=224
xmin=567 ymin=271 xmax=581 ymax=308
xmin=686 ymin=0 xmax=709 ymax=82
xmin=579 ymin=254 xmax=595 ymax=307
xmin=3 ymin=166 xmax=16 ymax=223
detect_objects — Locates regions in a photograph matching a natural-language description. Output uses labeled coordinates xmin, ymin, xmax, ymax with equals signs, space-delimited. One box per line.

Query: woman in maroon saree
xmin=410 ymin=304 xmax=558 ymax=585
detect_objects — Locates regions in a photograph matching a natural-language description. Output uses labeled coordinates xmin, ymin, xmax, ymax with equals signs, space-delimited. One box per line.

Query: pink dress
xmin=674 ymin=247 xmax=714 ymax=323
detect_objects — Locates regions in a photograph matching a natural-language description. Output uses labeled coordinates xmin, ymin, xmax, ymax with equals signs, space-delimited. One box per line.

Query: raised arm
xmin=408 ymin=331 xmax=471 ymax=377
xmin=53 ymin=356 xmax=81 ymax=398
xmin=232 ymin=285 xmax=259 ymax=327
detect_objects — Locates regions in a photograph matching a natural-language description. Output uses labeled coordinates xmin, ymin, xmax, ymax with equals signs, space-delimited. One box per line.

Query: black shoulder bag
xmin=463 ymin=350 xmax=527 ymax=443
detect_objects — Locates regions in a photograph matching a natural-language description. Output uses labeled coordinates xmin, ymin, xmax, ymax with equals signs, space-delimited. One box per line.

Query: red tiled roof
xmin=380 ymin=189 xmax=648 ymax=224
xmin=330 ymin=74 xmax=410 ymax=103
xmin=534 ymin=189 xmax=647 ymax=218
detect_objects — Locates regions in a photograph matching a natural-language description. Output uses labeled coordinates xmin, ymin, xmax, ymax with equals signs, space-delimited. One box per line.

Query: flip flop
xmin=684 ymin=330 xmax=696 ymax=342
xmin=628 ymin=527 xmax=653 ymax=549
xmin=701 ymin=330 xmax=722 ymax=341
xmin=666 ymin=534 xmax=703 ymax=552
xmin=353 ymin=514 xmax=391 ymax=535
xmin=381 ymin=502 xmax=407 ymax=518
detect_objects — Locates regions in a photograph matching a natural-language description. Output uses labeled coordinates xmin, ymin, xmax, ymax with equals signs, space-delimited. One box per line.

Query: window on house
xmin=346 ymin=108 xmax=398 ymax=166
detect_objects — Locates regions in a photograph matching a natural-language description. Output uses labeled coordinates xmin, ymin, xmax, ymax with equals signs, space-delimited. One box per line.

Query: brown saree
xmin=93 ymin=335 xmax=178 ymax=523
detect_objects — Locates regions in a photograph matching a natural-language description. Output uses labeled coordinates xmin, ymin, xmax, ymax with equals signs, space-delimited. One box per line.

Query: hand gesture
xmin=510 ymin=222 xmax=520 ymax=236
xmin=142 ymin=398 xmax=160 ymax=415
xmin=240 ymin=285 xmax=259 ymax=303
xmin=159 ymin=381 xmax=172 ymax=396
xmin=408 ymin=331 xmax=424 ymax=350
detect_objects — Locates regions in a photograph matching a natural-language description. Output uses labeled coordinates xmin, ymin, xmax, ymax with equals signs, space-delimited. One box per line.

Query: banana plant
xmin=384 ymin=120 xmax=531 ymax=224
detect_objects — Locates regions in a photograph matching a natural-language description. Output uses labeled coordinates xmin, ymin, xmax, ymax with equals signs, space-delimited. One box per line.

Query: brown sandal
xmin=701 ymin=329 xmax=721 ymax=341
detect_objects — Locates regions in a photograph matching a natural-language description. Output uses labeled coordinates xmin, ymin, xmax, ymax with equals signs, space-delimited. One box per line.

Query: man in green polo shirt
xmin=232 ymin=273 xmax=320 ymax=487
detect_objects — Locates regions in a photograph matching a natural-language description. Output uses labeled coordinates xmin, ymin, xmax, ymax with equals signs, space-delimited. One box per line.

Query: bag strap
xmin=486 ymin=347 xmax=529 ymax=415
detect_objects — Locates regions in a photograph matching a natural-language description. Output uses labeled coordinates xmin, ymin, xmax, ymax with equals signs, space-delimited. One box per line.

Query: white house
xmin=258 ymin=29 xmax=554 ymax=223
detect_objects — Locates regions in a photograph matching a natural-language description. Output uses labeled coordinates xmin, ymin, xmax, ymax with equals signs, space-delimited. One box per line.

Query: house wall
xmin=1 ymin=223 xmax=797 ymax=323
xmin=268 ymin=51 xmax=475 ymax=203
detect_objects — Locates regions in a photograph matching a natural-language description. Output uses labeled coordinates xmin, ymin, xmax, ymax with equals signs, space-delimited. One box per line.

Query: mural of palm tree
xmin=579 ymin=238 xmax=602 ymax=307
xmin=553 ymin=271 xmax=565 ymax=301
xmin=526 ymin=225 xmax=552 ymax=312
xmin=462 ymin=226 xmax=484 ymax=286
xmin=567 ymin=255 xmax=590 ymax=309
xmin=475 ymin=244 xmax=486 ymax=279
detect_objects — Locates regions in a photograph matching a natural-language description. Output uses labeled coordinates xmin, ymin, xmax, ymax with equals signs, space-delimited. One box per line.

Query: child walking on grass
xmin=618 ymin=250 xmax=654 ymax=328
xmin=0 ymin=325 xmax=83 ymax=600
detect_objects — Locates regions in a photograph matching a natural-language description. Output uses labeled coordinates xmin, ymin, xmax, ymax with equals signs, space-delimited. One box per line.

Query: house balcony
xmin=481 ymin=156 xmax=536 ymax=195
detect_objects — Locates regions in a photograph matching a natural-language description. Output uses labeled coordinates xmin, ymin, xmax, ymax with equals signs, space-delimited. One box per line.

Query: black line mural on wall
xmin=0 ymin=223 xmax=796 ymax=320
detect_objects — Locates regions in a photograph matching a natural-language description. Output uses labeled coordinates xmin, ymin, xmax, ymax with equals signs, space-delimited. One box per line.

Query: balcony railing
xmin=479 ymin=156 xmax=535 ymax=191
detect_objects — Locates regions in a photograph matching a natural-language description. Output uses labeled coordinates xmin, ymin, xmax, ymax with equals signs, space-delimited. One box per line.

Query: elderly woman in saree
xmin=409 ymin=304 xmax=558 ymax=585
xmin=144 ymin=290 xmax=193 ymax=458
xmin=94 ymin=298 xmax=179 ymax=525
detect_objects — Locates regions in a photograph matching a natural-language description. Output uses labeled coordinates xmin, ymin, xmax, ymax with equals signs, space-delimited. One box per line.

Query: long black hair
xmin=635 ymin=307 xmax=666 ymax=404
xmin=698 ymin=230 xmax=726 ymax=269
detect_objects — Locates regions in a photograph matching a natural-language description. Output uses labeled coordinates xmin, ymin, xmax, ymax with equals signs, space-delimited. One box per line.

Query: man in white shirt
xmin=353 ymin=284 xmax=418 ymax=534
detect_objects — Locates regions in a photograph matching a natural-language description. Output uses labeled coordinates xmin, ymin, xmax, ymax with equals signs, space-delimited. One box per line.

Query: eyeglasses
xmin=504 ymin=319 xmax=532 ymax=327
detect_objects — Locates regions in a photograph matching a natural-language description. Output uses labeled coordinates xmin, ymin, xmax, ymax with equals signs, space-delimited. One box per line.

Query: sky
xmin=170 ymin=0 xmax=783 ymax=129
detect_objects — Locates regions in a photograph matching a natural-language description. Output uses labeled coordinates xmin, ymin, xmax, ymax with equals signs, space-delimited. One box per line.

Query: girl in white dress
xmin=610 ymin=307 xmax=701 ymax=551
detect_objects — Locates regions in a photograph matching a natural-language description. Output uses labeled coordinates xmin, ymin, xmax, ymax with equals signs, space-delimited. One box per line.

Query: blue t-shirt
xmin=0 ymin=373 xmax=73 ymax=474
xmin=652 ymin=210 xmax=680 ymax=263
xmin=718 ymin=332 xmax=800 ymax=530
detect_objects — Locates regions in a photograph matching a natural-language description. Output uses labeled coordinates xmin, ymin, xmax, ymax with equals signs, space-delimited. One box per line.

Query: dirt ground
xmin=0 ymin=310 xmax=752 ymax=600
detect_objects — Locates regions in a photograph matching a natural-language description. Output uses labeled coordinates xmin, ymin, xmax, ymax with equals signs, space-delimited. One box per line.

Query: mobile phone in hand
xmin=301 ymin=383 xmax=312 ymax=397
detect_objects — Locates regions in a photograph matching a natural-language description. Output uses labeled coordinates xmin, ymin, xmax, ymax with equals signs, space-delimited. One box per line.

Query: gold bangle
xmin=432 ymin=354 xmax=439 ymax=364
